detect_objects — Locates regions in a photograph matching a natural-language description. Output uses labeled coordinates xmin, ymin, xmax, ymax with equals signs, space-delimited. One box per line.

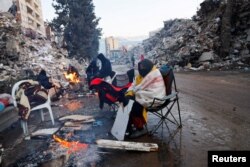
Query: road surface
xmin=1 ymin=70 xmax=250 ymax=167
xmin=100 ymin=71 xmax=250 ymax=167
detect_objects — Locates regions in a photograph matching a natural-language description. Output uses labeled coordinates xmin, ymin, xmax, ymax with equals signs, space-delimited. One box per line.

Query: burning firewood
xmin=64 ymin=72 xmax=80 ymax=83
xmin=53 ymin=135 xmax=88 ymax=154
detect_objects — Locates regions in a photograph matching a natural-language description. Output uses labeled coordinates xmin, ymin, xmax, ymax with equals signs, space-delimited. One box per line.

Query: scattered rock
xmin=198 ymin=51 xmax=215 ymax=62
xmin=129 ymin=0 xmax=250 ymax=71
xmin=0 ymin=12 xmax=87 ymax=93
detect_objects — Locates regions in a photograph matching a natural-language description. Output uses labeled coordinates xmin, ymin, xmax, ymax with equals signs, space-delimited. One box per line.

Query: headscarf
xmin=39 ymin=69 xmax=46 ymax=76
xmin=97 ymin=53 xmax=106 ymax=61
xmin=138 ymin=59 xmax=154 ymax=77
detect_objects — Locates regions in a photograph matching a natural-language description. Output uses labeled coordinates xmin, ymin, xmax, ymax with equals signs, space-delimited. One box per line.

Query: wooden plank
xmin=111 ymin=100 xmax=134 ymax=141
xmin=96 ymin=139 xmax=158 ymax=152
xmin=64 ymin=118 xmax=95 ymax=127
xmin=31 ymin=128 xmax=59 ymax=136
xmin=59 ymin=115 xmax=93 ymax=121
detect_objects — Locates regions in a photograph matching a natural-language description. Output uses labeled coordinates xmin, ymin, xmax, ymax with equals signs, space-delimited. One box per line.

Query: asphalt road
xmin=1 ymin=70 xmax=250 ymax=167
xmin=100 ymin=71 xmax=250 ymax=167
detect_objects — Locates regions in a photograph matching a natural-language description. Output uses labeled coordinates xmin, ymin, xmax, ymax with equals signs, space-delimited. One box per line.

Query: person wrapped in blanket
xmin=124 ymin=59 xmax=166 ymax=138
xmin=15 ymin=80 xmax=48 ymax=120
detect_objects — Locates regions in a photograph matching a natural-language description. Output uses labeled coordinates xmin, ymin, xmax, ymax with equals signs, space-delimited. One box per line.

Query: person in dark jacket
xmin=96 ymin=53 xmax=112 ymax=79
xmin=37 ymin=70 xmax=53 ymax=89
xmin=37 ymin=69 xmax=63 ymax=99
xmin=86 ymin=59 xmax=99 ymax=85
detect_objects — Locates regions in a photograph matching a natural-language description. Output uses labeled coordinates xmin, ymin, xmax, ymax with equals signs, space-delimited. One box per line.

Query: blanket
xmin=16 ymin=80 xmax=48 ymax=120
xmin=127 ymin=68 xmax=166 ymax=108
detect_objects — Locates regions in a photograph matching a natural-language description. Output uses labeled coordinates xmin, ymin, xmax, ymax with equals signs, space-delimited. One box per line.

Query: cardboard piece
xmin=111 ymin=100 xmax=134 ymax=141
xmin=31 ymin=128 xmax=59 ymax=136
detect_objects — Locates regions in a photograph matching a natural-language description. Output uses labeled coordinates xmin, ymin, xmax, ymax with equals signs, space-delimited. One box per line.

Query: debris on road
xmin=96 ymin=139 xmax=159 ymax=152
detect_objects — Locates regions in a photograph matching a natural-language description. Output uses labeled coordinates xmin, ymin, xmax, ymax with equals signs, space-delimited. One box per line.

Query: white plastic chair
xmin=11 ymin=80 xmax=55 ymax=134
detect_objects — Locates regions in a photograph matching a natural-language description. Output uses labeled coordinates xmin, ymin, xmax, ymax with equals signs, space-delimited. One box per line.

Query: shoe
xmin=129 ymin=128 xmax=148 ymax=139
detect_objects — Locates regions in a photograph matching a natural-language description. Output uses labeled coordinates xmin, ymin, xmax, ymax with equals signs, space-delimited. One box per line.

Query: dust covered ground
xmin=1 ymin=70 xmax=250 ymax=167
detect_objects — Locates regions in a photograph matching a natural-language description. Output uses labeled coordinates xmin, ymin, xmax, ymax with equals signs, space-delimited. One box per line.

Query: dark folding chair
xmin=146 ymin=66 xmax=182 ymax=135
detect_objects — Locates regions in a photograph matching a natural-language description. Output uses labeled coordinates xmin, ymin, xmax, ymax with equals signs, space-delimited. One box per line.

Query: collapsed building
xmin=0 ymin=12 xmax=85 ymax=93
xmin=136 ymin=0 xmax=250 ymax=70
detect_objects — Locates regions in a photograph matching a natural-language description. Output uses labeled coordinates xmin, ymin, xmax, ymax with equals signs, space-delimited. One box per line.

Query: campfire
xmin=64 ymin=72 xmax=80 ymax=83
xmin=53 ymin=135 xmax=88 ymax=154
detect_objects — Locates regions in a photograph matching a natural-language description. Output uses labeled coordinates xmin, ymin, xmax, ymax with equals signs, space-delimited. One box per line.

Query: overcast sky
xmin=41 ymin=0 xmax=204 ymax=38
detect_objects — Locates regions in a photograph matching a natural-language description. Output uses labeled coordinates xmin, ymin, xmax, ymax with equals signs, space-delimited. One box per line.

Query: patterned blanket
xmin=16 ymin=80 xmax=48 ymax=120
xmin=128 ymin=68 xmax=166 ymax=108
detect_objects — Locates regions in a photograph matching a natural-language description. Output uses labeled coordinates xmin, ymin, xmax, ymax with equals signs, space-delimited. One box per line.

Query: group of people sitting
xmin=15 ymin=53 xmax=109 ymax=120
xmin=88 ymin=54 xmax=167 ymax=138
xmin=14 ymin=52 xmax=167 ymax=139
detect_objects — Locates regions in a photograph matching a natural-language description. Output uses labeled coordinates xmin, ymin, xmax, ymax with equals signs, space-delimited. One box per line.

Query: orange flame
xmin=64 ymin=72 xmax=80 ymax=83
xmin=53 ymin=135 xmax=88 ymax=154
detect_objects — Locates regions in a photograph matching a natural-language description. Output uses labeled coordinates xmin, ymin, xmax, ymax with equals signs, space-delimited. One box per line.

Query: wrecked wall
xmin=0 ymin=12 xmax=85 ymax=93
xmin=139 ymin=0 xmax=250 ymax=70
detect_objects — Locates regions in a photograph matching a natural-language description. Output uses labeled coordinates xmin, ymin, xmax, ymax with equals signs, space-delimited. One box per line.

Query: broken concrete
xmin=130 ymin=0 xmax=250 ymax=71
xmin=0 ymin=12 xmax=86 ymax=93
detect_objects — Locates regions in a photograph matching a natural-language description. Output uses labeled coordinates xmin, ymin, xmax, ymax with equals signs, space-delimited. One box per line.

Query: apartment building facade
xmin=105 ymin=36 xmax=119 ymax=56
xmin=17 ymin=0 xmax=45 ymax=36
xmin=0 ymin=0 xmax=46 ymax=36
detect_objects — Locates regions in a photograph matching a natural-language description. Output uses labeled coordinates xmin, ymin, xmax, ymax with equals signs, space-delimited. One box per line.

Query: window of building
xmin=28 ymin=17 xmax=34 ymax=26
xmin=34 ymin=3 xmax=39 ymax=10
xmin=35 ymin=13 xmax=40 ymax=20
xmin=25 ymin=0 xmax=31 ymax=4
xmin=37 ymin=23 xmax=41 ymax=30
xmin=26 ymin=6 xmax=33 ymax=15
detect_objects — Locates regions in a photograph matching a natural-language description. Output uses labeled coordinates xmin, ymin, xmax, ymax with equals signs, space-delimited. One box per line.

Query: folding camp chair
xmin=89 ymin=78 xmax=132 ymax=112
xmin=90 ymin=69 xmax=134 ymax=112
xmin=146 ymin=66 xmax=182 ymax=135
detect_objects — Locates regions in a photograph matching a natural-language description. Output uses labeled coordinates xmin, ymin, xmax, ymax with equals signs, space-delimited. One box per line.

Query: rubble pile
xmin=140 ymin=0 xmax=250 ymax=71
xmin=0 ymin=12 xmax=20 ymax=64
xmin=0 ymin=12 xmax=85 ymax=93
xmin=143 ymin=19 xmax=200 ymax=66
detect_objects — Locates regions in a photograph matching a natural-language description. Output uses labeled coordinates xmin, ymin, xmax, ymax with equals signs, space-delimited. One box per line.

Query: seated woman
xmin=37 ymin=69 xmax=62 ymax=99
xmin=37 ymin=69 xmax=53 ymax=89
xmin=124 ymin=59 xmax=166 ymax=138
xmin=86 ymin=59 xmax=99 ymax=86
xmin=96 ymin=53 xmax=112 ymax=79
